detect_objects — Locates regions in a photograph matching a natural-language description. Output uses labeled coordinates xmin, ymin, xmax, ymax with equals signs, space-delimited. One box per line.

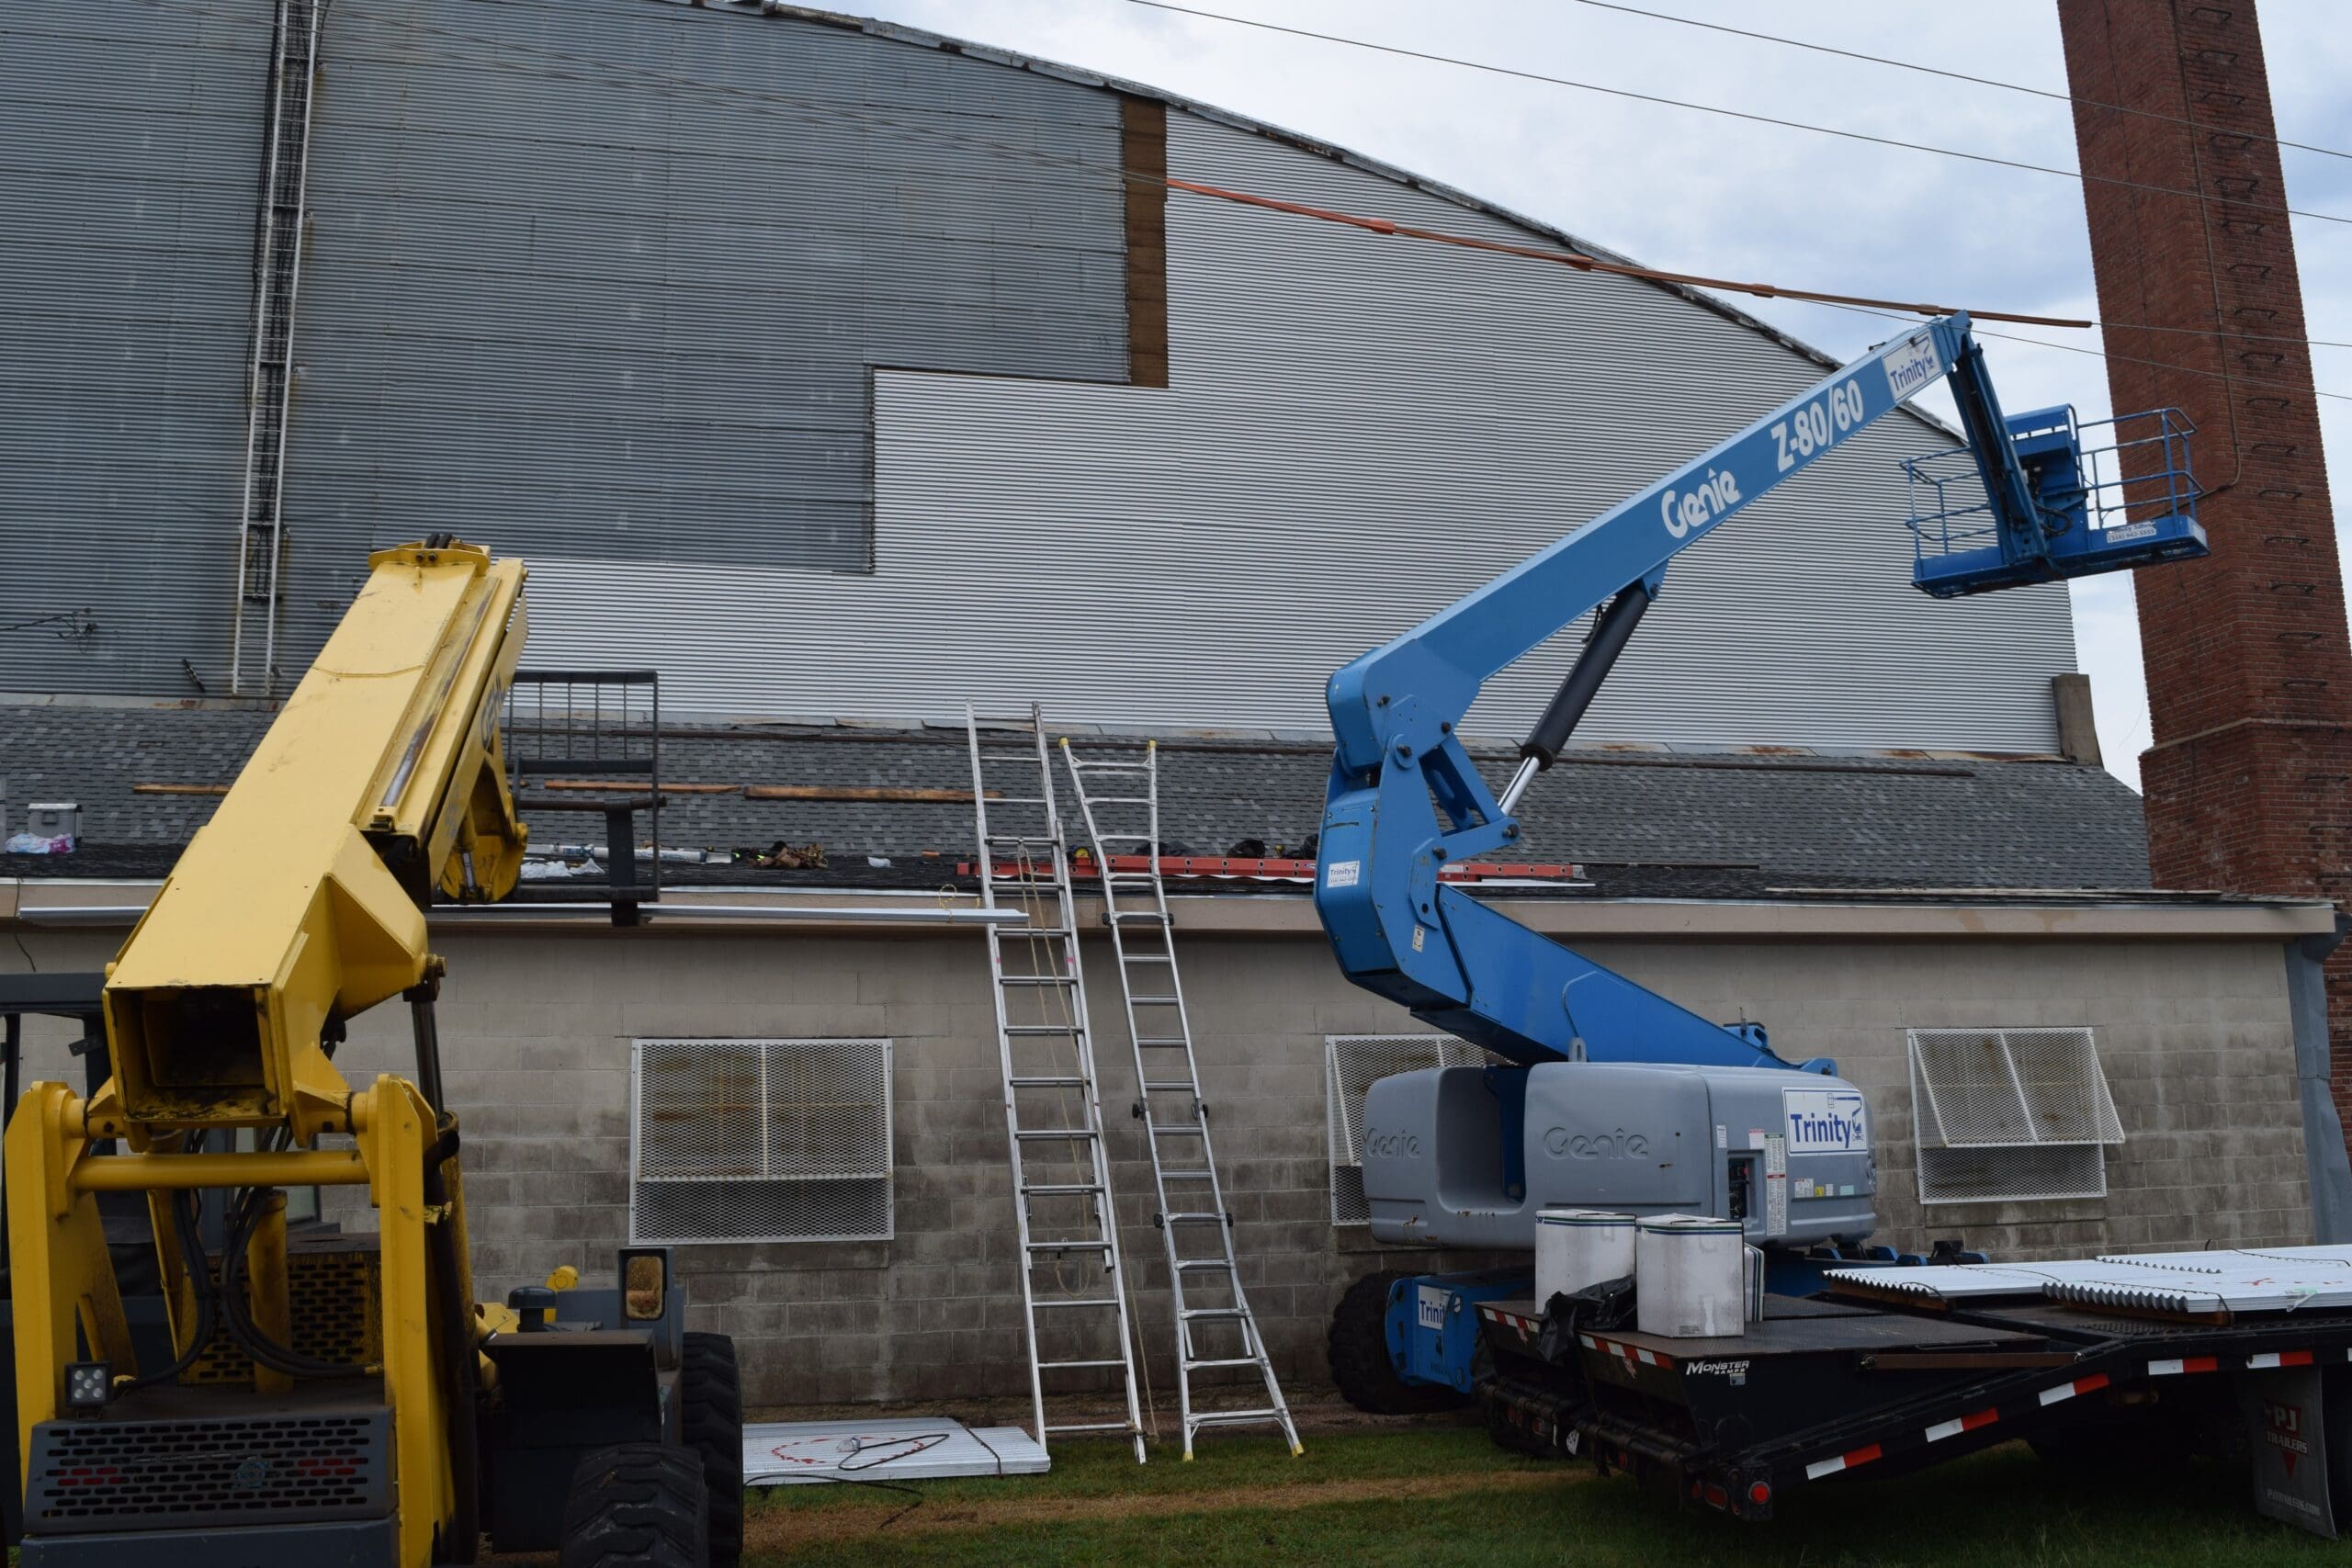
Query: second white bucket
xmin=1535 ymin=1209 xmax=1637 ymax=1304
xmin=1634 ymin=1214 xmax=1747 ymax=1338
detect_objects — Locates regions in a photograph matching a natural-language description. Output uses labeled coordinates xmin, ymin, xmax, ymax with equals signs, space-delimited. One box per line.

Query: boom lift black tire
xmin=1329 ymin=1270 xmax=1471 ymax=1415
xmin=559 ymin=1442 xmax=710 ymax=1568
xmin=682 ymin=1331 xmax=746 ymax=1568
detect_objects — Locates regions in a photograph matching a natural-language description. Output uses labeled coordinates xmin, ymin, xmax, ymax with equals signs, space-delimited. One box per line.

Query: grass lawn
xmin=731 ymin=1426 xmax=2334 ymax=1567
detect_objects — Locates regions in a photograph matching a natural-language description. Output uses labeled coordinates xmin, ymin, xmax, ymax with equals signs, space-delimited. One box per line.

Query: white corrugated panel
xmin=525 ymin=112 xmax=2076 ymax=750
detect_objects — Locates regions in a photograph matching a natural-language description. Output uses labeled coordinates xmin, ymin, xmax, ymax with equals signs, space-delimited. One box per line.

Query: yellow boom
xmin=7 ymin=537 xmax=527 ymax=1567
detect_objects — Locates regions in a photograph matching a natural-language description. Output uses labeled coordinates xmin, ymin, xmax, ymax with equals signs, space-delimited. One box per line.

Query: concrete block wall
xmin=0 ymin=919 xmax=2317 ymax=1410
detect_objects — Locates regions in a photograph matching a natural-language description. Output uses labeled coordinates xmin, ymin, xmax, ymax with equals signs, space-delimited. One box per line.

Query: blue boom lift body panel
xmin=1315 ymin=313 xmax=2201 ymax=1393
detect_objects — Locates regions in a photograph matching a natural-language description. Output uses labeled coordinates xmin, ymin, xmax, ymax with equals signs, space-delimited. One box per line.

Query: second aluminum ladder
xmin=1061 ymin=736 xmax=1302 ymax=1460
xmin=967 ymin=705 xmax=1147 ymax=1461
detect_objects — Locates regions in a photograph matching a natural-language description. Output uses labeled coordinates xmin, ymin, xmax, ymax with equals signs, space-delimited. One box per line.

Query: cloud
xmin=853 ymin=0 xmax=2352 ymax=788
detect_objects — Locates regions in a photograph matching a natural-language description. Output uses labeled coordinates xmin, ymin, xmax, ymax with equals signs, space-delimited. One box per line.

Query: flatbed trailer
xmin=1476 ymin=1287 xmax=2352 ymax=1535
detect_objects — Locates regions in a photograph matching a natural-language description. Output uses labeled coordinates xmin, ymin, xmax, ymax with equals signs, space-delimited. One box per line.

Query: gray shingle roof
xmin=1 ymin=703 xmax=2152 ymax=894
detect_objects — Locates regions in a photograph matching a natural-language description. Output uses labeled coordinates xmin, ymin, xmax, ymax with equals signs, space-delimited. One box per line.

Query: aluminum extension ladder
xmin=965 ymin=705 xmax=1148 ymax=1461
xmin=1061 ymin=736 xmax=1303 ymax=1460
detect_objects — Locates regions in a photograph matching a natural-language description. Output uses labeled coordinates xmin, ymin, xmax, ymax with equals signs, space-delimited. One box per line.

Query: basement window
xmin=1905 ymin=1028 xmax=2123 ymax=1205
xmin=1324 ymin=1033 xmax=1491 ymax=1227
xmin=630 ymin=1038 xmax=894 ymax=1244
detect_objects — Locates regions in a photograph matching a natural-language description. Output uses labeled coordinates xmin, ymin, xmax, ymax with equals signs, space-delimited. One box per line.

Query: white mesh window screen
xmin=631 ymin=1038 xmax=893 ymax=1244
xmin=1906 ymin=1028 xmax=2122 ymax=1204
xmin=1325 ymin=1033 xmax=1489 ymax=1226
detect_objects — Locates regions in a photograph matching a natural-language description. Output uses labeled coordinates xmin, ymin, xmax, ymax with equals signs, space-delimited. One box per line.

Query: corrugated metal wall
xmin=524 ymin=109 xmax=2077 ymax=750
xmin=0 ymin=5 xmax=266 ymax=697
xmin=4 ymin=1 xmax=2079 ymax=753
xmin=265 ymin=0 xmax=1132 ymax=672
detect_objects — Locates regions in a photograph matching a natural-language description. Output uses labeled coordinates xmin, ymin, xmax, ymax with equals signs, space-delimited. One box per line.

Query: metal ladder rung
xmin=1039 ymin=1359 xmax=1130 ymax=1371
xmin=1026 ymin=1239 xmax=1112 ymax=1254
xmin=1061 ymin=729 xmax=1296 ymax=1462
xmin=1024 ymin=1182 xmax=1105 ymax=1196
xmin=1030 ymin=1298 xmax=1120 ymax=1310
xmin=1001 ymin=975 xmax=1078 ymax=987
xmin=1010 ymin=1075 xmax=1090 ymax=1089
xmin=1014 ymin=1128 xmax=1100 ymax=1141
xmin=1003 ymin=1024 xmax=1086 ymax=1037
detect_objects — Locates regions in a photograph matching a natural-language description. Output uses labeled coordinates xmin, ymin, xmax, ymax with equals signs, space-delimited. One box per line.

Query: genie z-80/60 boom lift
xmin=7 ymin=540 xmax=744 ymax=1565
xmin=1312 ymin=313 xmax=2206 ymax=1410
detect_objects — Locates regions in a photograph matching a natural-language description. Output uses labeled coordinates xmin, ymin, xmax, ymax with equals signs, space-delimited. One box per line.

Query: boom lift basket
xmin=1905 ymin=405 xmax=2205 ymax=597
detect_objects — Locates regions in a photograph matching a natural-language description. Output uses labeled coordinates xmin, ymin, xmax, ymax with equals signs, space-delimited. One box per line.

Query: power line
xmin=1816 ymin=298 xmax=2352 ymax=406
xmin=1566 ymin=0 xmax=2352 ymax=166
xmin=1120 ymin=0 xmax=2352 ymax=228
xmin=97 ymin=0 xmax=2352 ymax=398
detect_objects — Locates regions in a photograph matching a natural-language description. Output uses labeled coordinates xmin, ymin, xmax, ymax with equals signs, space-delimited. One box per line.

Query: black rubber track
xmin=682 ymin=1331 xmax=746 ymax=1568
xmin=559 ymin=1442 xmax=709 ymax=1568
xmin=1328 ymin=1270 xmax=1471 ymax=1415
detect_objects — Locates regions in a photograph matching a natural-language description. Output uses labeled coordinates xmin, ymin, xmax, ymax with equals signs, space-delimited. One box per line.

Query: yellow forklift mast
xmin=7 ymin=539 xmax=741 ymax=1567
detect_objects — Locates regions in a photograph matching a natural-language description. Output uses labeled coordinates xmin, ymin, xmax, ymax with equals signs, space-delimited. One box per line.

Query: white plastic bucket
xmin=1634 ymin=1214 xmax=1747 ymax=1338
xmin=1535 ymin=1209 xmax=1636 ymax=1304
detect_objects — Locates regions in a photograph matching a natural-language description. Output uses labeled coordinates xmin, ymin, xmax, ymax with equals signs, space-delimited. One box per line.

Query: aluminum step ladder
xmin=967 ymin=705 xmax=1147 ymax=1462
xmin=1061 ymin=736 xmax=1303 ymax=1460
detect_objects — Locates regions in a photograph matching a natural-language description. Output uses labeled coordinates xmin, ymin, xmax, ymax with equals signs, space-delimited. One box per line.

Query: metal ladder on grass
xmin=1061 ymin=736 xmax=1303 ymax=1460
xmin=966 ymin=705 xmax=1148 ymax=1462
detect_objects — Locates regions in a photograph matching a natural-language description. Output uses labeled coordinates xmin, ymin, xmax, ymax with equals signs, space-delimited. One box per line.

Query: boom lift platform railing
xmin=1906 ymin=404 xmax=2203 ymax=597
xmin=965 ymin=706 xmax=1148 ymax=1461
xmin=1061 ymin=737 xmax=1302 ymax=1460
xmin=503 ymin=670 xmax=662 ymax=926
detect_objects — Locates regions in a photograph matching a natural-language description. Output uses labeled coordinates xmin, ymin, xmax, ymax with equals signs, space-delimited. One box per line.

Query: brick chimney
xmin=2056 ymin=3 xmax=2350 ymax=1108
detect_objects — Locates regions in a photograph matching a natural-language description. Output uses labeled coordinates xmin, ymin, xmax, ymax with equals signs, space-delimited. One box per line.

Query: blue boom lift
xmin=1315 ymin=313 xmax=2205 ymax=1410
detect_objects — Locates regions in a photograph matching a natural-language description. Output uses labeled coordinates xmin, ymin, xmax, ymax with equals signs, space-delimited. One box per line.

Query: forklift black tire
xmin=682 ymin=1331 xmax=746 ymax=1568
xmin=1329 ymin=1270 xmax=1470 ymax=1415
xmin=560 ymin=1442 xmax=710 ymax=1568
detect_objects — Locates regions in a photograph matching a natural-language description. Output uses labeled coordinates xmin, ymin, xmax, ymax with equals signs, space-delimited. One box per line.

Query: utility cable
xmin=1121 ymin=0 xmax=2352 ymax=227
xmin=163 ymin=0 xmax=2350 ymax=355
xmin=89 ymin=0 xmax=2352 ymax=394
xmin=1173 ymin=177 xmax=2352 ymax=404
xmin=1565 ymin=0 xmax=2352 ymax=166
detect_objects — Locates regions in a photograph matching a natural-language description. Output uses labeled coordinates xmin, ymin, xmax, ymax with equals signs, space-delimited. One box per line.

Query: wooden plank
xmin=745 ymin=785 xmax=997 ymax=804
xmin=540 ymin=780 xmax=741 ymax=795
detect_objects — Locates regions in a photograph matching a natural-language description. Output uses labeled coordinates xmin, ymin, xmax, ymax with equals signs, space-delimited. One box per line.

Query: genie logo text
xmin=1781 ymin=1089 xmax=1868 ymax=1156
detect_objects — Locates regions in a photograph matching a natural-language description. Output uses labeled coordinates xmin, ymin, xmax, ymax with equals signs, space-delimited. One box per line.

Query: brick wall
xmin=2056 ymin=4 xmax=2352 ymax=1126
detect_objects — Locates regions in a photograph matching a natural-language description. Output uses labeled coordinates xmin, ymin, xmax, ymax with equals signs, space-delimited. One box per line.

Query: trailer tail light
xmin=1748 ymin=1482 xmax=1771 ymax=1506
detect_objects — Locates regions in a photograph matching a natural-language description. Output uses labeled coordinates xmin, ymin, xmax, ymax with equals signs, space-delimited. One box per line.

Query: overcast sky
xmin=851 ymin=0 xmax=2350 ymax=787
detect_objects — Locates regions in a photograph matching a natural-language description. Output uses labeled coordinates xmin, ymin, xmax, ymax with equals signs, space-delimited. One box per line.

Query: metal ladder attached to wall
xmin=1061 ymin=737 xmax=1302 ymax=1460
xmin=230 ymin=0 xmax=326 ymax=698
xmin=966 ymin=705 xmax=1148 ymax=1461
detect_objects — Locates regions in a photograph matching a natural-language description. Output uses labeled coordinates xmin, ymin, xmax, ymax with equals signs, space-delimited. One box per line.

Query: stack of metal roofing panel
xmin=1818 ymin=1260 xmax=2129 ymax=1302
xmin=1825 ymin=1245 xmax=2352 ymax=1315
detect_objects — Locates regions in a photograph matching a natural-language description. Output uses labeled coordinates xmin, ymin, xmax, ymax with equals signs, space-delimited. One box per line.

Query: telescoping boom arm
xmin=1314 ymin=312 xmax=2203 ymax=1071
